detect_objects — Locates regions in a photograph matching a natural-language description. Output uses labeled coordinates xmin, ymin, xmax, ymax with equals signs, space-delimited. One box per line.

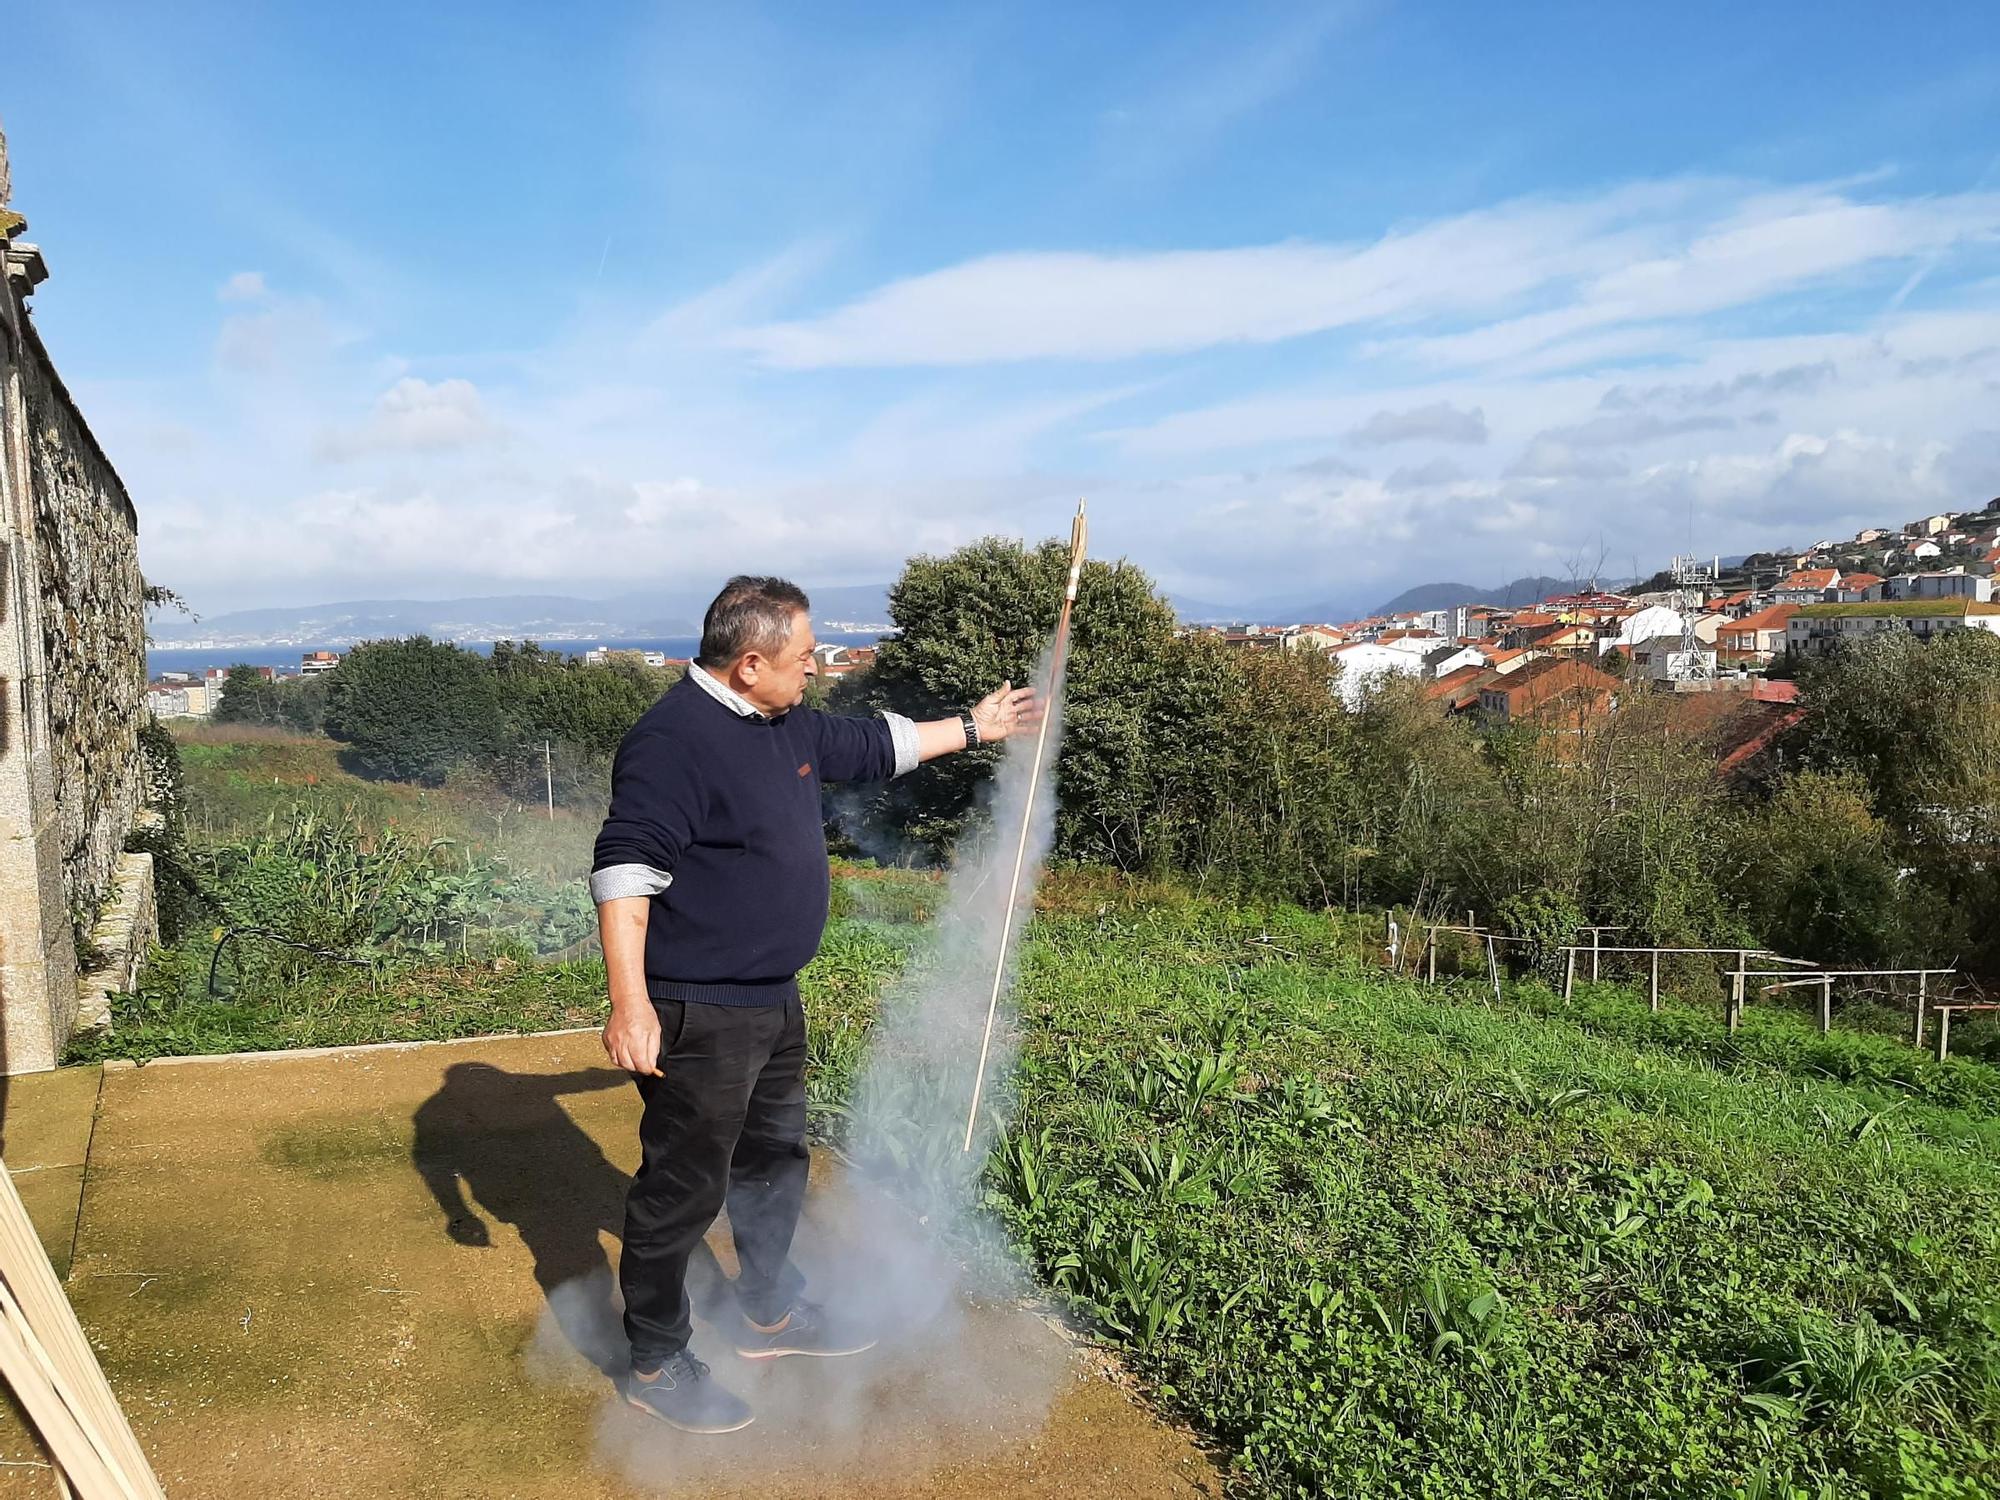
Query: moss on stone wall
xmin=18 ymin=322 xmax=146 ymax=923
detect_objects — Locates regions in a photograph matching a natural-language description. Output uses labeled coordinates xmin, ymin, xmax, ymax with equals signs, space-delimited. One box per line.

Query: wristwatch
xmin=959 ymin=710 xmax=981 ymax=748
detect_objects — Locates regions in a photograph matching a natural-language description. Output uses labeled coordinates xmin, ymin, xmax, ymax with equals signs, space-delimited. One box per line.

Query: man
xmin=591 ymin=575 xmax=1037 ymax=1433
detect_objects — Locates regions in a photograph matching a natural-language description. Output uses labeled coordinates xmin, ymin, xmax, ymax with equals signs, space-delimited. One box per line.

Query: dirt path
xmin=1 ymin=1035 xmax=1218 ymax=1498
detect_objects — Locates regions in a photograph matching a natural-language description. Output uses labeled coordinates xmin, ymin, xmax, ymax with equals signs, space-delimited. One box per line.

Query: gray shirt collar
xmin=689 ymin=662 xmax=769 ymax=720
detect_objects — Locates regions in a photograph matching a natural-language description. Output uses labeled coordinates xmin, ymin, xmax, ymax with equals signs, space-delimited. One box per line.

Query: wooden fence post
xmin=1563 ymin=946 xmax=1575 ymax=1001
xmin=1937 ymin=1006 xmax=1952 ymax=1064
xmin=1486 ymin=935 xmax=1502 ymax=1005
xmin=1914 ymin=972 xmax=1927 ymax=1048
xmin=1590 ymin=928 xmax=1601 ymax=984
xmin=1426 ymin=930 xmax=1437 ymax=984
xmin=1649 ymin=949 xmax=1660 ymax=1013
xmin=1729 ymin=951 xmax=1745 ymax=1032
xmin=1818 ymin=977 xmax=1833 ymax=1034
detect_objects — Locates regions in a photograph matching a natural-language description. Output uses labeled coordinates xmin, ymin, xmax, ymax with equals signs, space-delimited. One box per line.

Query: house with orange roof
xmin=1481 ymin=646 xmax=1543 ymax=675
xmin=1427 ymin=665 xmax=1498 ymax=712
xmin=1772 ymin=567 xmax=1841 ymax=604
xmin=1524 ymin=621 xmax=1599 ymax=653
xmin=1830 ymin=573 xmax=1884 ymax=601
xmin=1715 ymin=604 xmax=1796 ymax=665
xmin=1476 ymin=657 xmax=1619 ymax=725
xmin=1281 ymin=625 xmax=1348 ymax=652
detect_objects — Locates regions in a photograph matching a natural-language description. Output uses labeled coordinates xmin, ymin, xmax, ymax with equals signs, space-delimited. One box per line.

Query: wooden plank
xmin=0 ymin=1164 xmax=166 ymax=1500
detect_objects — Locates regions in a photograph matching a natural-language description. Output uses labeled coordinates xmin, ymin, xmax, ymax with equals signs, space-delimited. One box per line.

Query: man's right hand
xmin=602 ymin=999 xmax=665 ymax=1077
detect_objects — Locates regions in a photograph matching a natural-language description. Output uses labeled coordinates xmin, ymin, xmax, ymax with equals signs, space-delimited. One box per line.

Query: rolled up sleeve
xmin=881 ymin=711 xmax=920 ymax=778
xmin=588 ymin=864 xmax=673 ymax=903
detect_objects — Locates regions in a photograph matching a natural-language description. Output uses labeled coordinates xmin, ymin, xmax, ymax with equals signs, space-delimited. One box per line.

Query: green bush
xmin=1496 ymin=887 xmax=1583 ymax=986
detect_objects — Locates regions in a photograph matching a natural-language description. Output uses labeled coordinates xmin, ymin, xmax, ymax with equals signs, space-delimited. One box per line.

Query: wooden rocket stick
xmin=962 ymin=501 xmax=1087 ymax=1153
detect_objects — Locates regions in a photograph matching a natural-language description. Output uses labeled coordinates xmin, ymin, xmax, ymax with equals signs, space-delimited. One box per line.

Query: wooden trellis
xmin=1407 ymin=926 xmax=1986 ymax=1061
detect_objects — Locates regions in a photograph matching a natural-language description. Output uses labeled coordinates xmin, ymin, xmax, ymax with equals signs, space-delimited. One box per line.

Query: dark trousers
xmin=620 ymin=996 xmax=809 ymax=1367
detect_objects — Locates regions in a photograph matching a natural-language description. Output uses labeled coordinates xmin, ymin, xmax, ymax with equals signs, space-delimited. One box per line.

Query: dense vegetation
xmin=828 ymin=883 xmax=2000 ymax=1499
xmin=214 ymin=638 xmax=674 ymax=803
xmin=827 ymin=538 xmax=2000 ymax=980
xmin=205 ymin=537 xmax=2000 ymax=979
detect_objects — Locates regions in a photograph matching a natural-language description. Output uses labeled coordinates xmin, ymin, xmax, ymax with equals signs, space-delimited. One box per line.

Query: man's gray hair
xmin=698 ymin=576 xmax=811 ymax=668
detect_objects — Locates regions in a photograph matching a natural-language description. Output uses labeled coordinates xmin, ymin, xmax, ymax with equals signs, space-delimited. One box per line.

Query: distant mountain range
xmin=149 ymin=584 xmax=898 ymax=649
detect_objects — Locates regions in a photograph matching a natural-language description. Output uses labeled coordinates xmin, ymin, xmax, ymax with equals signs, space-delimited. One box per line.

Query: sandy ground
xmin=0 ymin=1034 xmax=1218 ymax=1498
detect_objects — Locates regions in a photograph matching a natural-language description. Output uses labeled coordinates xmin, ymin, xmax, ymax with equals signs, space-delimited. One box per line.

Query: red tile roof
xmin=1426 ymin=665 xmax=1497 ymax=709
xmin=1479 ymin=657 xmax=1618 ymax=719
xmin=1717 ymin=603 xmax=1797 ymax=640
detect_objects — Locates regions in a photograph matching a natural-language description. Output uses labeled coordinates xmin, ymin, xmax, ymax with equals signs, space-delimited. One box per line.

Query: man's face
xmin=740 ymin=609 xmax=816 ymax=714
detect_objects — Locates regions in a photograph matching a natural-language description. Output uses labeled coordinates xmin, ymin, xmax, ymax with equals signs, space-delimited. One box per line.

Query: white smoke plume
xmin=531 ymin=638 xmax=1074 ymax=1487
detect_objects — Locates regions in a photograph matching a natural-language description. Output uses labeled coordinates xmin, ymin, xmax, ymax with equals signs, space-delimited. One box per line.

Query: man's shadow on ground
xmin=410 ymin=1061 xmax=736 ymax=1378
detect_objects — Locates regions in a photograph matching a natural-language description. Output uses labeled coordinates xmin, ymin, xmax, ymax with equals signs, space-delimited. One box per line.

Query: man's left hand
xmin=971 ymin=681 xmax=1044 ymax=744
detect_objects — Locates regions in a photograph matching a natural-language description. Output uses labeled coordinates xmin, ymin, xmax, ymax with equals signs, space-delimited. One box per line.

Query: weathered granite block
xmin=75 ymin=850 xmax=156 ymax=1032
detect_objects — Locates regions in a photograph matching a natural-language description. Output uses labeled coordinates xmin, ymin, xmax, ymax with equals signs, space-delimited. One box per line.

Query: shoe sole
xmin=735 ymin=1337 xmax=879 ymax=1362
xmin=624 ymin=1394 xmax=754 ymax=1435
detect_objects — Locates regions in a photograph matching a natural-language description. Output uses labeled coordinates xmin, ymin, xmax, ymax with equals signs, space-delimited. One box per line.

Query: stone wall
xmin=0 ymin=122 xmax=152 ymax=1073
xmin=18 ymin=320 xmax=147 ymax=929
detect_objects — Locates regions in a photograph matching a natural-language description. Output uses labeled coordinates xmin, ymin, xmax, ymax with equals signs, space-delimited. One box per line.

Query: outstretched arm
xmin=908 ymin=681 xmax=1042 ymax=764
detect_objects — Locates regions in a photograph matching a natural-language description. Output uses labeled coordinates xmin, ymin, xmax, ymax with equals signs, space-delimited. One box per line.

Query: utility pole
xmin=544 ymin=739 xmax=554 ymax=821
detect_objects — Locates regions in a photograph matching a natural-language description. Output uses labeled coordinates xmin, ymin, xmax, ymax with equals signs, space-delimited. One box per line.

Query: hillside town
xmin=1186 ymin=496 xmax=2000 ymax=735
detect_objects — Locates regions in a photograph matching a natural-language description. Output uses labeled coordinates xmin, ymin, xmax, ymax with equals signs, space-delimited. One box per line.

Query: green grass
xmin=803 ymin=889 xmax=2000 ymax=1499
xmin=1794 ymin=600 xmax=1998 ymax=619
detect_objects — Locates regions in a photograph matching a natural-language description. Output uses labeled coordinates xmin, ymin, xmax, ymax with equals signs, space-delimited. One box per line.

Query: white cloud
xmin=215 ymin=294 xmax=343 ymax=373
xmin=1392 ymin=187 xmax=2000 ymax=369
xmin=1350 ymin=402 xmax=1487 ymax=447
xmin=313 ymin=377 xmax=497 ymax=462
xmin=217 ymin=271 xmax=268 ymax=303
xmin=639 ymin=238 xmax=839 ymax=352
xmin=729 ymin=179 xmax=2000 ymax=369
xmin=1385 ymin=458 xmax=1470 ymax=489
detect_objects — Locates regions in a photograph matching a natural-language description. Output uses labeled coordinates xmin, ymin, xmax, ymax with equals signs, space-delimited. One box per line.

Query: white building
xmin=1329 ymin=642 xmax=1423 ymax=708
xmin=1885 ymin=572 xmax=1992 ymax=602
xmin=1599 ymin=605 xmax=1685 ymax=656
xmin=1788 ymin=600 xmax=2000 ymax=657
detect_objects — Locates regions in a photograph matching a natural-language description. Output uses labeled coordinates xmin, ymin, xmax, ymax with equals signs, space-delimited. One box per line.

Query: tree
xmin=321 ymin=637 xmax=504 ymax=784
xmin=827 ymin=537 xmax=1185 ymax=859
xmin=1791 ymin=629 xmax=2000 ymax=857
xmin=276 ymin=673 xmax=329 ymax=735
xmin=1731 ymin=770 xmax=1915 ymax=966
xmin=1788 ymin=629 xmax=2000 ymax=971
xmin=212 ymin=664 xmax=282 ymax=725
xmin=828 ymin=536 xmax=1376 ymax=904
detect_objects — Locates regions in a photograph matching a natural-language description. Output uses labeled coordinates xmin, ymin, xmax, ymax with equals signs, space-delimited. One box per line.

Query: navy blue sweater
xmin=591 ymin=673 xmax=900 ymax=1004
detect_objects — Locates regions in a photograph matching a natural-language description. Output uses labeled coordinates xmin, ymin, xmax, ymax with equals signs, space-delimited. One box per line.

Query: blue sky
xmin=8 ymin=2 xmax=2000 ymax=616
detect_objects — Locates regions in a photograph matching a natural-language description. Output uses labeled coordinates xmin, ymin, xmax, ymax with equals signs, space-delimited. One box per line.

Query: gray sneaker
xmin=734 ymin=1299 xmax=878 ymax=1361
xmin=625 ymin=1351 xmax=753 ymax=1434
